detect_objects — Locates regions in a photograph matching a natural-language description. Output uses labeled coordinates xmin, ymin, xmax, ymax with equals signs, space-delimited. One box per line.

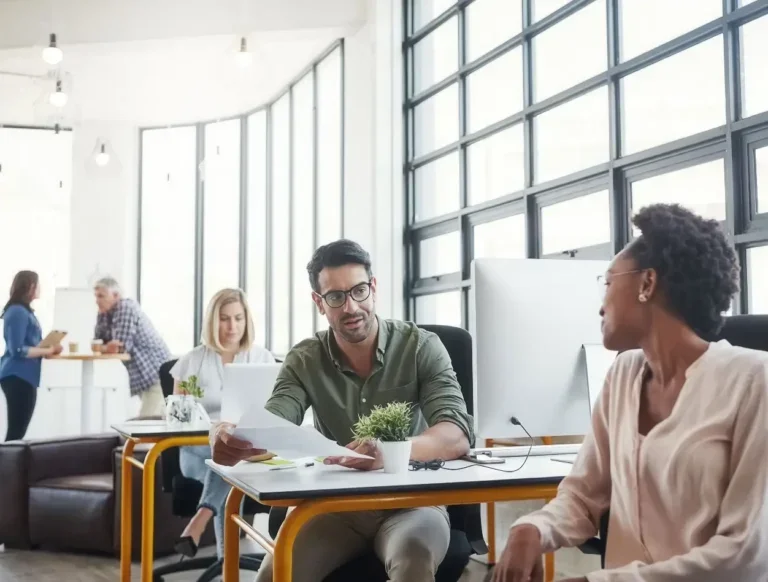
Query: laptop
xmin=220 ymin=363 xmax=282 ymax=424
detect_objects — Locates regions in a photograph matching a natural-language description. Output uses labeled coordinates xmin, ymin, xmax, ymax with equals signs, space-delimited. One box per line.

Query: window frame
xmin=137 ymin=40 xmax=345 ymax=354
xmin=404 ymin=0 xmax=768 ymax=328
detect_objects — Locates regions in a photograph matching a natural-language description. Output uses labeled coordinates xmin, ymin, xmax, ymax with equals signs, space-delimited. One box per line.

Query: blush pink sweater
xmin=514 ymin=340 xmax=768 ymax=581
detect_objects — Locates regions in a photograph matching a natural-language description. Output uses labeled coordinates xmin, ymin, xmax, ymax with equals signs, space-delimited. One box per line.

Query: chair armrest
xmin=268 ymin=507 xmax=288 ymax=539
xmin=0 ymin=442 xmax=31 ymax=547
xmin=26 ymin=434 xmax=121 ymax=484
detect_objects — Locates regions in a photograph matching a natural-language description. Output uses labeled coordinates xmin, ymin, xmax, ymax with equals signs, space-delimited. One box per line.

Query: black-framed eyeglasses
xmin=318 ymin=281 xmax=372 ymax=308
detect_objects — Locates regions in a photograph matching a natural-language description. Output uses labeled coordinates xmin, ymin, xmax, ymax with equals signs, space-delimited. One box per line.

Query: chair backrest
xmin=158 ymin=359 xmax=180 ymax=493
xmin=418 ymin=325 xmax=474 ymax=416
xmin=714 ymin=315 xmax=768 ymax=352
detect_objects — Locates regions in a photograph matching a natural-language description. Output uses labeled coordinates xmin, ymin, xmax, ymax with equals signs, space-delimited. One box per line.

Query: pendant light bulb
xmin=42 ymin=33 xmax=64 ymax=65
xmin=95 ymin=144 xmax=110 ymax=167
xmin=235 ymin=36 xmax=253 ymax=68
xmin=49 ymin=80 xmax=68 ymax=108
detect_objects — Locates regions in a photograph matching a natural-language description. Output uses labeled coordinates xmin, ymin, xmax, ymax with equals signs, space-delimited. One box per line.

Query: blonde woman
xmin=171 ymin=288 xmax=274 ymax=559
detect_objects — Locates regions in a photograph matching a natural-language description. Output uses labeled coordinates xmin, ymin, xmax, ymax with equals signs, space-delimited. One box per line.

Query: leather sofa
xmin=0 ymin=433 xmax=211 ymax=559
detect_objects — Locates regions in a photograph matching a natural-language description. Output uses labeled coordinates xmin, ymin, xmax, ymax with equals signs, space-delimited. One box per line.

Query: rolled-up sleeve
xmin=4 ymin=308 xmax=30 ymax=358
xmin=416 ymin=333 xmax=475 ymax=446
xmin=264 ymin=350 xmax=310 ymax=426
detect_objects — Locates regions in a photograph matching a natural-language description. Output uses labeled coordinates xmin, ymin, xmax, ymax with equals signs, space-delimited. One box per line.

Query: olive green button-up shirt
xmin=265 ymin=318 xmax=474 ymax=447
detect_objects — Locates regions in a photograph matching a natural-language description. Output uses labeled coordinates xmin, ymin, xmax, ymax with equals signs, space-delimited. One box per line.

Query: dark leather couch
xmin=0 ymin=433 xmax=209 ymax=559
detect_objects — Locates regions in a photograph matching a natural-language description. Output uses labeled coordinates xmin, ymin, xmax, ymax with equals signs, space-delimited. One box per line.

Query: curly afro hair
xmin=626 ymin=203 xmax=739 ymax=339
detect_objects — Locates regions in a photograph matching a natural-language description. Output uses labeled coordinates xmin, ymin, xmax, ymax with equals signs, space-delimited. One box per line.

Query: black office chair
xmin=578 ymin=314 xmax=768 ymax=566
xmin=267 ymin=324 xmax=487 ymax=582
xmin=152 ymin=359 xmax=267 ymax=582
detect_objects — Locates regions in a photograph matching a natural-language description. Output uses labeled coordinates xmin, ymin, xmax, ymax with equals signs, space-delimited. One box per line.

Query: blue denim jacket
xmin=0 ymin=304 xmax=43 ymax=387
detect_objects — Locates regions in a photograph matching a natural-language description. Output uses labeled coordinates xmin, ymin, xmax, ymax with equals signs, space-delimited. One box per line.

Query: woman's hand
xmin=492 ymin=524 xmax=545 ymax=582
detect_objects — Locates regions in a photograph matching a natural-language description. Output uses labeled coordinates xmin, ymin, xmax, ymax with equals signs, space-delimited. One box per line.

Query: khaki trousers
xmin=138 ymin=383 xmax=165 ymax=417
xmin=254 ymin=506 xmax=451 ymax=582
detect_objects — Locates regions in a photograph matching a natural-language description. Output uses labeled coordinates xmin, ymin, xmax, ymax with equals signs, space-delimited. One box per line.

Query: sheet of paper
xmin=232 ymin=406 xmax=372 ymax=460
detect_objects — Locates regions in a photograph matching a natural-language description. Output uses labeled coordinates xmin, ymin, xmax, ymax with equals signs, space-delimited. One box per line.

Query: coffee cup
xmin=91 ymin=339 xmax=104 ymax=354
xmin=68 ymin=341 xmax=79 ymax=354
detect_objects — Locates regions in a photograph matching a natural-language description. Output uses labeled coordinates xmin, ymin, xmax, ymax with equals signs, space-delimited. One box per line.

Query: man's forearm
xmin=410 ymin=421 xmax=470 ymax=462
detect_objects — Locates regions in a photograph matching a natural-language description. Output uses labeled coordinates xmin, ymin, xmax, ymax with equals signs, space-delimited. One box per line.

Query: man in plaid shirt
xmin=93 ymin=276 xmax=171 ymax=416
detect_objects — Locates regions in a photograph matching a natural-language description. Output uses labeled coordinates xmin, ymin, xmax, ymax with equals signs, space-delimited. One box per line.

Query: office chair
xmin=578 ymin=314 xmax=768 ymax=566
xmin=152 ymin=359 xmax=266 ymax=582
xmin=267 ymin=324 xmax=487 ymax=582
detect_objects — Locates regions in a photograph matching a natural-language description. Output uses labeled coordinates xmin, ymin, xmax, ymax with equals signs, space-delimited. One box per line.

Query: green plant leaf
xmin=352 ymin=401 xmax=413 ymax=442
xmin=178 ymin=375 xmax=204 ymax=399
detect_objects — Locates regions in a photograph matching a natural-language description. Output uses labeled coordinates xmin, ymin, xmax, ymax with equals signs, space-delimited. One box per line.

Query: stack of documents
xmin=233 ymin=407 xmax=372 ymax=461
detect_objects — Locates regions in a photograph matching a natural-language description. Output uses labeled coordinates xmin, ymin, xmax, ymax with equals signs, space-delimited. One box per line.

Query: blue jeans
xmin=179 ymin=445 xmax=234 ymax=557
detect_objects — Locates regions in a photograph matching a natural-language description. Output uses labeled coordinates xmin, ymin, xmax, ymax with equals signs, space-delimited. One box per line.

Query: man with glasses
xmin=211 ymin=238 xmax=473 ymax=582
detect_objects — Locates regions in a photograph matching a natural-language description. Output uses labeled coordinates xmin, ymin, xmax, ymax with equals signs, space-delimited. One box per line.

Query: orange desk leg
xmin=119 ymin=439 xmax=136 ymax=582
xmin=223 ymin=487 xmax=245 ymax=582
xmin=545 ymin=552 xmax=555 ymax=582
xmin=541 ymin=436 xmax=553 ymax=445
xmin=485 ymin=438 xmax=496 ymax=565
xmin=140 ymin=444 xmax=163 ymax=582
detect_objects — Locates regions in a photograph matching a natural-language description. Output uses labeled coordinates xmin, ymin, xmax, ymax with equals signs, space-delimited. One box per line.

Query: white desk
xmin=208 ymin=454 xmax=572 ymax=582
xmin=49 ymin=353 xmax=130 ymax=433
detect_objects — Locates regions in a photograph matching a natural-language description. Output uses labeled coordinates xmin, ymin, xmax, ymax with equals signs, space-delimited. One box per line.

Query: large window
xmin=405 ymin=0 xmax=768 ymax=326
xmin=139 ymin=42 xmax=344 ymax=354
xmin=0 ymin=127 xmax=73 ymax=353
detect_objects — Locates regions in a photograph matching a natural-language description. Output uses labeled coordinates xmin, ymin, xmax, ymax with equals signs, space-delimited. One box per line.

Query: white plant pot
xmin=378 ymin=440 xmax=412 ymax=474
xmin=165 ymin=395 xmax=208 ymax=427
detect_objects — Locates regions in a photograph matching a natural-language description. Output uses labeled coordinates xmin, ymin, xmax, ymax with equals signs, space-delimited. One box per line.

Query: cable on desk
xmin=409 ymin=416 xmax=535 ymax=474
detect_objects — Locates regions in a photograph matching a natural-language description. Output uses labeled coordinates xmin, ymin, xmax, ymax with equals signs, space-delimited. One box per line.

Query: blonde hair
xmin=201 ymin=288 xmax=255 ymax=353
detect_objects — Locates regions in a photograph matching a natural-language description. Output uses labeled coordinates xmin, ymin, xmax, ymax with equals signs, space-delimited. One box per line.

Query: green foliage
xmin=178 ymin=375 xmax=204 ymax=399
xmin=352 ymin=401 xmax=413 ymax=442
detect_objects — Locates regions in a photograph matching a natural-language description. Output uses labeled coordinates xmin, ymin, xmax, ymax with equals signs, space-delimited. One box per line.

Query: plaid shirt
xmin=94 ymin=298 xmax=171 ymax=396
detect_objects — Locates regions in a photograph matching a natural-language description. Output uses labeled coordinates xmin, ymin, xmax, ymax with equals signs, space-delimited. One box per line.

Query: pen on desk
xmin=269 ymin=461 xmax=315 ymax=471
xmin=550 ymin=458 xmax=575 ymax=465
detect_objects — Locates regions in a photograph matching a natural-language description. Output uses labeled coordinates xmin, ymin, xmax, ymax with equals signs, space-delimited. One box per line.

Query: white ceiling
xmin=0 ymin=0 xmax=367 ymax=126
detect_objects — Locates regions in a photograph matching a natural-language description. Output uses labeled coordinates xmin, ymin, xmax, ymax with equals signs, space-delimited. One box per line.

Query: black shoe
xmin=174 ymin=536 xmax=198 ymax=558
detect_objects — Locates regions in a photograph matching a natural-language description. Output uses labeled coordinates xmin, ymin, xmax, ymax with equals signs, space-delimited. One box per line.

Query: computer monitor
xmin=220 ymin=363 xmax=282 ymax=424
xmin=470 ymin=258 xmax=608 ymax=439
xmin=582 ymin=343 xmax=618 ymax=416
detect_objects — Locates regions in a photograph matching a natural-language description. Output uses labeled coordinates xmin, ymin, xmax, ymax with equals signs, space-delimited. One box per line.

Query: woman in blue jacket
xmin=0 ymin=271 xmax=62 ymax=441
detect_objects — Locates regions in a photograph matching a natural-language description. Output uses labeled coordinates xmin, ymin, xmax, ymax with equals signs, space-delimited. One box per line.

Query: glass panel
xmin=740 ymin=16 xmax=768 ymax=118
xmin=622 ymin=36 xmax=725 ymax=155
xmin=466 ymin=48 xmax=523 ymax=133
xmin=414 ymin=153 xmax=460 ymax=221
xmin=534 ymin=87 xmax=609 ymax=184
xmin=415 ymin=291 xmax=462 ymax=327
xmin=413 ymin=16 xmax=458 ymax=94
xmin=533 ymin=0 xmax=607 ymax=102
xmin=748 ymin=246 xmax=768 ymax=314
xmin=292 ymin=74 xmax=315 ymax=343
xmin=316 ymin=47 xmax=343 ymax=246
xmin=0 ymin=128 xmax=72 ymax=355
xmin=414 ymin=84 xmax=460 ymax=157
xmin=202 ymin=119 xmax=241 ymax=311
xmin=413 ymin=0 xmax=455 ymax=31
xmin=246 ymin=112 xmax=267 ymax=346
xmin=474 ymin=214 xmax=526 ymax=259
xmin=757 ymin=146 xmax=768 ymax=214
xmin=139 ymin=126 xmax=196 ymax=355
xmin=419 ymin=231 xmax=460 ymax=278
xmin=619 ymin=0 xmax=722 ymax=62
xmin=740 ymin=0 xmax=758 ymax=5
xmin=271 ymin=94 xmax=291 ymax=354
xmin=630 ymin=160 xmax=726 ymax=227
xmin=541 ymin=190 xmax=611 ymax=255
xmin=465 ymin=0 xmax=523 ymax=62
xmin=533 ymin=0 xmax=571 ymax=22
xmin=467 ymin=124 xmax=525 ymax=205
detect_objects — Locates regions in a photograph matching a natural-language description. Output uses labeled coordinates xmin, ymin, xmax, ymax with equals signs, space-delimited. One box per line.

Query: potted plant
xmin=352 ymin=402 xmax=413 ymax=474
xmin=165 ymin=375 xmax=207 ymax=427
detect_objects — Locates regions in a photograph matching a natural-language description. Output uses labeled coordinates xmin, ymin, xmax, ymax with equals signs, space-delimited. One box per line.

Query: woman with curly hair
xmin=493 ymin=204 xmax=768 ymax=581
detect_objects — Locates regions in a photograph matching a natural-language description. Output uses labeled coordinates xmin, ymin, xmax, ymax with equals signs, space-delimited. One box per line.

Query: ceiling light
xmin=95 ymin=144 xmax=110 ymax=167
xmin=49 ymin=80 xmax=67 ymax=108
xmin=235 ymin=37 xmax=252 ymax=68
xmin=42 ymin=33 xmax=64 ymax=66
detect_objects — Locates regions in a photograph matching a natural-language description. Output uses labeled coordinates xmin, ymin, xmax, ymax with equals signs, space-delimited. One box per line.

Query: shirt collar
xmin=326 ymin=316 xmax=387 ymax=371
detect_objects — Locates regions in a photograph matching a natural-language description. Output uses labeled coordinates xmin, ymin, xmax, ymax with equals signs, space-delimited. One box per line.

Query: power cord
xmin=409 ymin=416 xmax=535 ymax=474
